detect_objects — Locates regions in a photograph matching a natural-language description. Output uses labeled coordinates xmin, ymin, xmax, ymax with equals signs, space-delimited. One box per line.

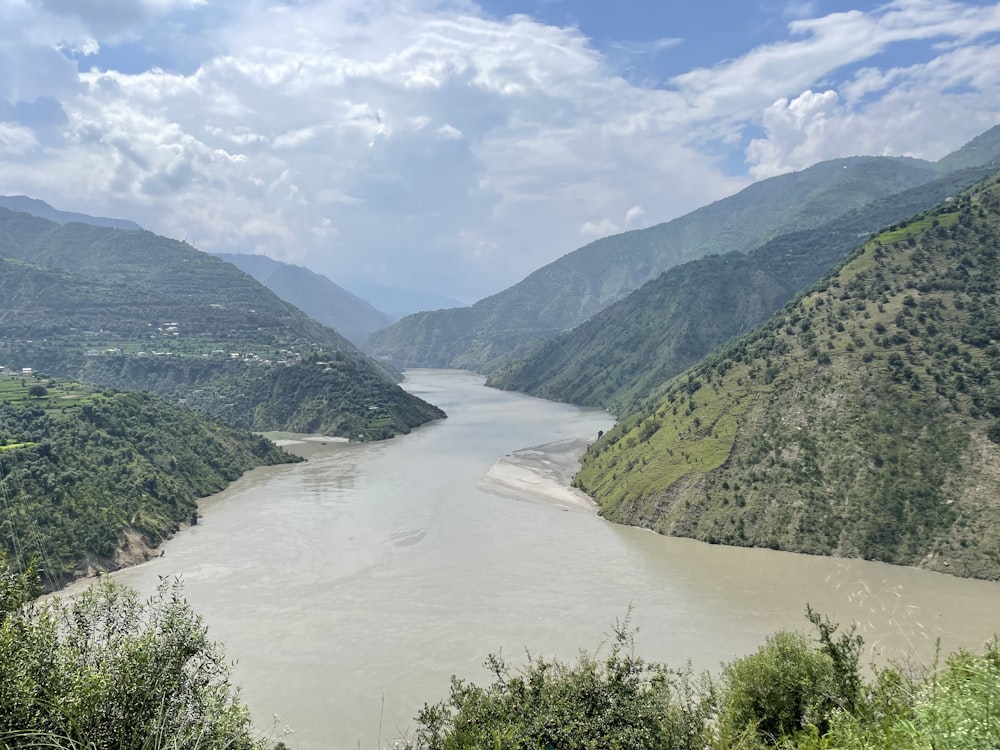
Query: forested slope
xmin=0 ymin=209 xmax=444 ymax=439
xmin=215 ymin=252 xmax=394 ymax=344
xmin=576 ymin=170 xmax=1000 ymax=580
xmin=366 ymin=156 xmax=939 ymax=370
xmin=0 ymin=378 xmax=298 ymax=588
xmin=488 ymin=166 xmax=998 ymax=412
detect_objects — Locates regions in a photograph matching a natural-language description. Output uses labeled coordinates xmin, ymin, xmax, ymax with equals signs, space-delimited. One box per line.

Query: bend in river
xmin=82 ymin=369 xmax=1000 ymax=749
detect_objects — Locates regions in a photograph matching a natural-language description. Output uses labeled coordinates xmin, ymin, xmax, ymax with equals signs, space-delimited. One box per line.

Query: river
xmin=93 ymin=369 xmax=1000 ymax=749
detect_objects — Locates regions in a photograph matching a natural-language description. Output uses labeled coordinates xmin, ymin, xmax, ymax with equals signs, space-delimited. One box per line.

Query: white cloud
xmin=747 ymin=89 xmax=843 ymax=178
xmin=0 ymin=0 xmax=998 ymax=302
xmin=580 ymin=218 xmax=620 ymax=238
xmin=438 ymin=123 xmax=463 ymax=139
xmin=0 ymin=122 xmax=41 ymax=156
xmin=624 ymin=205 xmax=646 ymax=225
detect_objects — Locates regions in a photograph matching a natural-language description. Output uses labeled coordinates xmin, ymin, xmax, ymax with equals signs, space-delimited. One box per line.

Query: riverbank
xmin=478 ymin=436 xmax=598 ymax=512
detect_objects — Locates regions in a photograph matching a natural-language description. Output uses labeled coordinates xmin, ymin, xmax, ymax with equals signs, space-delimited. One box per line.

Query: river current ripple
xmin=95 ymin=369 xmax=1000 ymax=749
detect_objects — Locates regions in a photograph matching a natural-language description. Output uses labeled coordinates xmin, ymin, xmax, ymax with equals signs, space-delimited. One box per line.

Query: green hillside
xmin=0 ymin=209 xmax=444 ymax=439
xmin=0 ymin=377 xmax=299 ymax=589
xmin=0 ymin=209 xmax=348 ymax=351
xmin=488 ymin=166 xmax=998 ymax=412
xmin=366 ymin=156 xmax=939 ymax=370
xmin=575 ymin=170 xmax=1000 ymax=580
xmin=215 ymin=252 xmax=394 ymax=344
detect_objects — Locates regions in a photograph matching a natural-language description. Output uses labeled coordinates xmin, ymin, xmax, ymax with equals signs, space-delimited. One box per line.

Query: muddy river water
xmin=94 ymin=369 xmax=1000 ymax=748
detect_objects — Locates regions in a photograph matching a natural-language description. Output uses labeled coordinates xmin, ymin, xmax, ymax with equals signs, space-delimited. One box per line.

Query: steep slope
xmin=215 ymin=252 xmax=394 ymax=343
xmin=934 ymin=123 xmax=1000 ymax=174
xmin=0 ymin=208 xmax=349 ymax=351
xmin=0 ymin=195 xmax=143 ymax=230
xmin=366 ymin=157 xmax=938 ymax=370
xmin=575 ymin=170 xmax=1000 ymax=580
xmin=488 ymin=166 xmax=998 ymax=412
xmin=0 ymin=209 xmax=444 ymax=438
xmin=0 ymin=379 xmax=298 ymax=588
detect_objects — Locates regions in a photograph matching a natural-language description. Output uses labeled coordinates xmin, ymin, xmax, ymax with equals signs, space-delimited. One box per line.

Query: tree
xmin=0 ymin=562 xmax=269 ymax=749
xmin=27 ymin=384 xmax=47 ymax=399
xmin=403 ymin=616 xmax=715 ymax=750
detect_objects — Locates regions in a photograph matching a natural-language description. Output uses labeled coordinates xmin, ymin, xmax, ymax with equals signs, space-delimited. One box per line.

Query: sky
xmin=1 ymin=1 xmax=1000 ymax=304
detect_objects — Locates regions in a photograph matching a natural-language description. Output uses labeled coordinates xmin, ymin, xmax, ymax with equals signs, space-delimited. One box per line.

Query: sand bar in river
xmin=478 ymin=436 xmax=598 ymax=512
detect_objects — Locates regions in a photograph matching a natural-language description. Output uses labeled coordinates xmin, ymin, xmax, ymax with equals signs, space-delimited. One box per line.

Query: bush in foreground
xmin=0 ymin=555 xmax=268 ymax=749
xmin=401 ymin=608 xmax=1000 ymax=750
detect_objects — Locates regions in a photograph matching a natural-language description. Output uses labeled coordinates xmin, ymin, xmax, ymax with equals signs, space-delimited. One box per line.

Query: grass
xmin=0 ymin=377 xmax=101 ymax=414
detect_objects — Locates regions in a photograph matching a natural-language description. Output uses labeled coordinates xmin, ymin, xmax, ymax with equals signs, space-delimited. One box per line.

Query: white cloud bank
xmin=0 ymin=0 xmax=999 ymax=302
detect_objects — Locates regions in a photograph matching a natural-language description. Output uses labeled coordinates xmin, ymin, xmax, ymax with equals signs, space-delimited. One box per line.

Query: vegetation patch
xmin=576 ymin=170 xmax=1000 ymax=579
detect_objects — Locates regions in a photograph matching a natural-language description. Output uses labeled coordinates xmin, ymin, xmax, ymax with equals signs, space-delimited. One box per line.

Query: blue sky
xmin=1 ymin=0 xmax=999 ymax=303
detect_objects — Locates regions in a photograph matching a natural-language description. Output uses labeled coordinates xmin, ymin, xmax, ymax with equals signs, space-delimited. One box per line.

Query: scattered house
xmin=21 ymin=368 xmax=32 ymax=376
xmin=84 ymin=349 xmax=100 ymax=357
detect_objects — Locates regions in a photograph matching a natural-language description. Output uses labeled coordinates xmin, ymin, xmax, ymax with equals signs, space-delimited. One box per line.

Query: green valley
xmin=488 ymin=165 xmax=999 ymax=412
xmin=366 ymin=155 xmax=943 ymax=370
xmin=576 ymin=170 xmax=1000 ymax=580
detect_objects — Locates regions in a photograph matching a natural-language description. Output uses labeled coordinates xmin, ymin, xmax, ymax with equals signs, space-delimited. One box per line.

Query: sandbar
xmin=478 ymin=437 xmax=598 ymax=513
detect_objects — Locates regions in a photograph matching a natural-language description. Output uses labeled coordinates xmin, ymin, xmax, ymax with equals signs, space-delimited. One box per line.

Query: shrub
xmin=0 ymin=560 xmax=267 ymax=750
xmin=719 ymin=630 xmax=837 ymax=745
xmin=403 ymin=617 xmax=716 ymax=750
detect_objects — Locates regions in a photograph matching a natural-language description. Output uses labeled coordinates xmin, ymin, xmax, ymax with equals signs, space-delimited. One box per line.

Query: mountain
xmin=574 ymin=170 xmax=1000 ymax=580
xmin=488 ymin=165 xmax=999 ymax=412
xmin=0 ymin=195 xmax=143 ymax=230
xmin=214 ymin=253 xmax=394 ymax=344
xmin=0 ymin=207 xmax=444 ymax=438
xmin=347 ymin=282 xmax=465 ymax=319
xmin=366 ymin=156 xmax=940 ymax=370
xmin=933 ymin=123 xmax=1000 ymax=174
xmin=0 ymin=378 xmax=298 ymax=588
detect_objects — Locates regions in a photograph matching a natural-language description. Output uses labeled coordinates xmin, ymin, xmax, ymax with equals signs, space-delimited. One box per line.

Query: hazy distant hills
xmin=488 ymin=165 xmax=1000 ymax=412
xmin=933 ymin=122 xmax=1000 ymax=174
xmin=0 ymin=208 xmax=351 ymax=350
xmin=346 ymin=281 xmax=465 ymax=319
xmin=0 ymin=208 xmax=443 ymax=438
xmin=214 ymin=252 xmax=394 ymax=344
xmin=576 ymin=170 xmax=1000 ymax=580
xmin=368 ymin=125 xmax=1000 ymax=372
xmin=366 ymin=155 xmax=943 ymax=369
xmin=0 ymin=195 xmax=143 ymax=231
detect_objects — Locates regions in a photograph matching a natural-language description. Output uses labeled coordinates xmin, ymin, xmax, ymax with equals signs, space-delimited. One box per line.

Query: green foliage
xmin=402 ymin=616 xmax=716 ymax=750
xmin=0 ymin=207 xmax=443 ymax=439
xmin=0 ymin=560 xmax=268 ymax=749
xmin=0 ymin=384 xmax=300 ymax=587
xmin=488 ymin=166 xmax=998 ymax=413
xmin=577 ymin=170 xmax=1000 ymax=580
xmin=719 ymin=630 xmax=849 ymax=745
xmin=820 ymin=642 xmax=1000 ymax=750
xmin=402 ymin=607 xmax=1000 ymax=750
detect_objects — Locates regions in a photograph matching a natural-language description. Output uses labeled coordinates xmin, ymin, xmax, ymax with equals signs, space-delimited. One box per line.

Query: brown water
xmin=88 ymin=369 xmax=1000 ymax=749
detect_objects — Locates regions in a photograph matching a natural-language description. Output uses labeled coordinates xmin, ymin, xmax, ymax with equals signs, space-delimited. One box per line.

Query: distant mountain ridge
xmin=0 ymin=195 xmax=143 ymax=230
xmin=575 ymin=169 xmax=1000 ymax=580
xmin=366 ymin=155 xmax=941 ymax=369
xmin=214 ymin=252 xmax=394 ymax=344
xmin=488 ymin=164 xmax=1000 ymax=412
xmin=367 ymin=125 xmax=1000 ymax=373
xmin=0 ymin=207 xmax=444 ymax=439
